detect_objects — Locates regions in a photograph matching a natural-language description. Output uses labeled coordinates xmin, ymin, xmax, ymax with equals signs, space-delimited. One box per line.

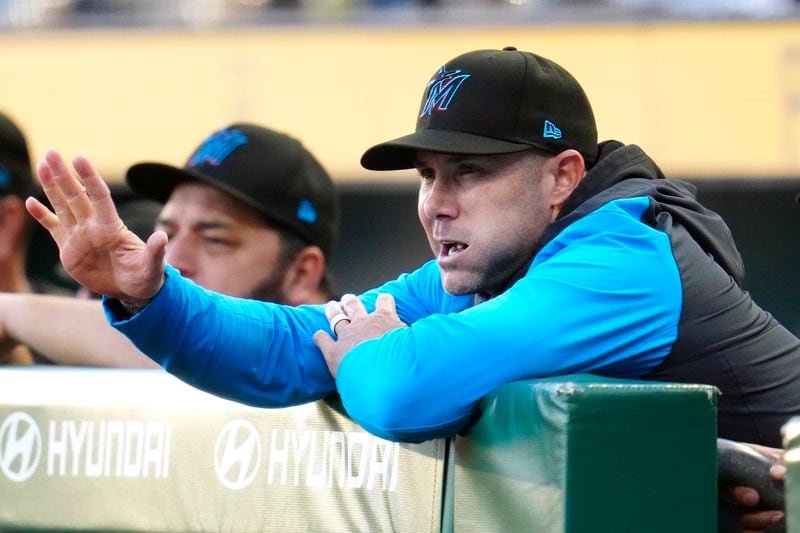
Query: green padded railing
xmin=0 ymin=369 xmax=718 ymax=532
xmin=450 ymin=375 xmax=718 ymax=533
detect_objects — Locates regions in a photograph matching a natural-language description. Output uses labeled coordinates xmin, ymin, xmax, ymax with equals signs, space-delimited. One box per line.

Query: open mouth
xmin=442 ymin=241 xmax=468 ymax=257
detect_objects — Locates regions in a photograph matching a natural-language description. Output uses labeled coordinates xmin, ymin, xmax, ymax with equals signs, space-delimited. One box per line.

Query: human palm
xmin=25 ymin=150 xmax=167 ymax=304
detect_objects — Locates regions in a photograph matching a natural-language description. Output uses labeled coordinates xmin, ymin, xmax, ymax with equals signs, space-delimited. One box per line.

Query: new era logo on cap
xmin=543 ymin=120 xmax=562 ymax=140
xmin=296 ymin=198 xmax=318 ymax=224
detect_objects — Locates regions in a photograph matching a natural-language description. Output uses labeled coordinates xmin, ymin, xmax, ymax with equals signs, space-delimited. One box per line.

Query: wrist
xmin=119 ymin=299 xmax=148 ymax=316
xmin=117 ymin=273 xmax=165 ymax=317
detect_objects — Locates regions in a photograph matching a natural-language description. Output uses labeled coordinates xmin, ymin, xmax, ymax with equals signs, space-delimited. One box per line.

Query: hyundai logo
xmin=214 ymin=419 xmax=261 ymax=490
xmin=0 ymin=412 xmax=42 ymax=482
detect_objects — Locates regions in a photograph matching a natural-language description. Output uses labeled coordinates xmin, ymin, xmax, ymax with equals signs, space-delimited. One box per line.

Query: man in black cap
xmin=26 ymin=48 xmax=798 ymax=528
xmin=125 ymin=123 xmax=338 ymax=305
xmin=1 ymin=122 xmax=339 ymax=366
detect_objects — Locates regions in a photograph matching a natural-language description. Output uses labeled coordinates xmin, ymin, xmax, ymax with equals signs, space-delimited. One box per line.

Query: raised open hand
xmin=25 ymin=150 xmax=168 ymax=305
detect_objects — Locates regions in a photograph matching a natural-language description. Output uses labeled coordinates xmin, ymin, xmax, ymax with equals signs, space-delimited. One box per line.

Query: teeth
xmin=447 ymin=243 xmax=466 ymax=256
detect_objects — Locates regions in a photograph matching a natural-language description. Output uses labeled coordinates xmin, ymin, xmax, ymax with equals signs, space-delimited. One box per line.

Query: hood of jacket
xmin=542 ymin=140 xmax=744 ymax=283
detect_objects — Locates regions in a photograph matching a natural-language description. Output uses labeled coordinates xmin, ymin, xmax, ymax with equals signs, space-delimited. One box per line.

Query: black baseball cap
xmin=361 ymin=47 xmax=597 ymax=170
xmin=126 ymin=123 xmax=339 ymax=257
xmin=0 ymin=111 xmax=38 ymax=198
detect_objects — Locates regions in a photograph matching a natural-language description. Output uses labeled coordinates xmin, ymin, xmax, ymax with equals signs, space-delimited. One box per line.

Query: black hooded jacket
xmin=537 ymin=141 xmax=800 ymax=446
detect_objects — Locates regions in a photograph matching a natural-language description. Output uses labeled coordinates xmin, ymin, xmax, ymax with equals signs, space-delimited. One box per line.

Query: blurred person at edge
xmin=0 ymin=111 xmax=43 ymax=365
xmin=0 ymin=123 xmax=339 ymax=368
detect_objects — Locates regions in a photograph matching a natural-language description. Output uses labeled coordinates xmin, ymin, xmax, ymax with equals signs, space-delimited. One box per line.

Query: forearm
xmin=108 ymin=266 xmax=336 ymax=406
xmin=0 ymin=293 xmax=157 ymax=368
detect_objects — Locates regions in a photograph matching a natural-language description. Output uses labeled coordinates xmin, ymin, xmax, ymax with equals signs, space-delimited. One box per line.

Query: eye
xmin=203 ymin=236 xmax=233 ymax=248
xmin=457 ymin=164 xmax=479 ymax=176
xmin=417 ymin=168 xmax=435 ymax=182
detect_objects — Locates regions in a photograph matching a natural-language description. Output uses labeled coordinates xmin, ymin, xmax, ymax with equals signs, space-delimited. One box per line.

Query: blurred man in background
xmin=0 ymin=122 xmax=339 ymax=366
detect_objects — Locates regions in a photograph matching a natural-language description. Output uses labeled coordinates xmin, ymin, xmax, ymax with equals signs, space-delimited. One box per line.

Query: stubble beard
xmin=246 ymin=266 xmax=290 ymax=304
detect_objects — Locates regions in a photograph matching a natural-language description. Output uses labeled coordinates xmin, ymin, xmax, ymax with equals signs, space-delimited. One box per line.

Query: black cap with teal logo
xmin=361 ymin=47 xmax=597 ymax=170
xmin=126 ymin=123 xmax=339 ymax=257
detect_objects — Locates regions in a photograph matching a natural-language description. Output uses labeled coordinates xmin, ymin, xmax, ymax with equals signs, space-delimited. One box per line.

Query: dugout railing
xmin=0 ymin=367 xmax=718 ymax=532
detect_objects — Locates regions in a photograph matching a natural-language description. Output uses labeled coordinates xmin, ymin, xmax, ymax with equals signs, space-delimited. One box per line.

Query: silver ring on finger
xmin=329 ymin=312 xmax=351 ymax=336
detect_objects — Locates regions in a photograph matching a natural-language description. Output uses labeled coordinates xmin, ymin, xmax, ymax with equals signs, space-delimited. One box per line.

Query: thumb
xmin=140 ymin=230 xmax=168 ymax=297
xmin=313 ymin=329 xmax=334 ymax=352
xmin=145 ymin=231 xmax=168 ymax=271
xmin=375 ymin=293 xmax=397 ymax=314
xmin=146 ymin=231 xmax=168 ymax=261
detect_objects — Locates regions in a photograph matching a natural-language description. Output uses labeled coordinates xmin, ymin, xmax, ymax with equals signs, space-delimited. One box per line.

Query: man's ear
xmin=0 ymin=196 xmax=28 ymax=260
xmin=280 ymin=245 xmax=327 ymax=306
xmin=548 ymin=149 xmax=586 ymax=207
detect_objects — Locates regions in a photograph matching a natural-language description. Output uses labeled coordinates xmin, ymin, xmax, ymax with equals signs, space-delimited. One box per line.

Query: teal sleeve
xmin=104 ymin=265 xmax=335 ymax=406
xmin=103 ymin=262 xmax=469 ymax=409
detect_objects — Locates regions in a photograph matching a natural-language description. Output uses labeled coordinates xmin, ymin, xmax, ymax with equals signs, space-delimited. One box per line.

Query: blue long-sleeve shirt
xmin=107 ymin=195 xmax=681 ymax=442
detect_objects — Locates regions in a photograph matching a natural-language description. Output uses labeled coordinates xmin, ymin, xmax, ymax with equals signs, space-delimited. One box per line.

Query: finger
xmin=24 ymin=196 xmax=67 ymax=247
xmin=740 ymin=510 xmax=783 ymax=530
xmin=728 ymin=486 xmax=760 ymax=507
xmin=325 ymin=302 xmax=351 ymax=337
xmin=45 ymin=150 xmax=92 ymax=222
xmin=340 ymin=293 xmax=367 ymax=320
xmin=770 ymin=463 xmax=787 ymax=481
xmin=37 ymin=157 xmax=76 ymax=228
xmin=323 ymin=300 xmax=350 ymax=335
xmin=374 ymin=293 xmax=397 ymax=315
xmin=745 ymin=444 xmax=784 ymax=464
xmin=72 ymin=155 xmax=120 ymax=226
xmin=324 ymin=300 xmax=343 ymax=322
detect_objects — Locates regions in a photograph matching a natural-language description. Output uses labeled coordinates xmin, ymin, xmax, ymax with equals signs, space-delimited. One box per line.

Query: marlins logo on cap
xmin=420 ymin=67 xmax=471 ymax=117
xmin=188 ymin=129 xmax=248 ymax=168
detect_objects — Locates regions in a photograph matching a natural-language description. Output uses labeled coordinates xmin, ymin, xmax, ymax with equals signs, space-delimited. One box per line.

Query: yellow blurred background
xmin=1 ymin=20 xmax=799 ymax=180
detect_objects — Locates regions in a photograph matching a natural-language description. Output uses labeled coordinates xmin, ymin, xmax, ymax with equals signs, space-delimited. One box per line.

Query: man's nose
xmin=421 ymin=179 xmax=458 ymax=221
